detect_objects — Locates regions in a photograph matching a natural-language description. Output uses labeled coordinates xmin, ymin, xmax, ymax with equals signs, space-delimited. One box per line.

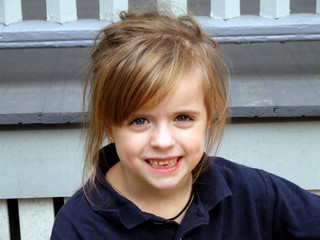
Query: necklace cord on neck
xmin=167 ymin=189 xmax=194 ymax=221
xmin=108 ymin=179 xmax=194 ymax=221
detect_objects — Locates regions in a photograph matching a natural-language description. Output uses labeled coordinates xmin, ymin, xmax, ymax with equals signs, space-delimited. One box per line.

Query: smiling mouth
xmin=146 ymin=157 xmax=180 ymax=168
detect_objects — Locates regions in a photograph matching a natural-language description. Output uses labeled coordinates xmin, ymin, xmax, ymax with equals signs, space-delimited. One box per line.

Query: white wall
xmin=0 ymin=121 xmax=319 ymax=199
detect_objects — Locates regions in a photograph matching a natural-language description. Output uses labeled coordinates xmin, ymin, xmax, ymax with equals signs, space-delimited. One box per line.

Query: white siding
xmin=0 ymin=121 xmax=319 ymax=199
xmin=218 ymin=121 xmax=320 ymax=189
xmin=0 ymin=128 xmax=84 ymax=199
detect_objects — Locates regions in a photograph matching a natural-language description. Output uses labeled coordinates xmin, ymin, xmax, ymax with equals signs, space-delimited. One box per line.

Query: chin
xmin=149 ymin=175 xmax=191 ymax=191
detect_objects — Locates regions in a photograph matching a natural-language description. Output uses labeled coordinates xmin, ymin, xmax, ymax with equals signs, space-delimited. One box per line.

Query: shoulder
xmin=210 ymin=157 xmax=320 ymax=235
xmin=51 ymin=189 xmax=90 ymax=237
xmin=211 ymin=156 xmax=317 ymax=198
xmin=196 ymin=156 xmax=276 ymax=211
xmin=212 ymin=157 xmax=272 ymax=190
xmin=51 ymin=174 xmax=128 ymax=239
xmin=51 ymin=185 xmax=111 ymax=239
xmin=57 ymin=189 xmax=89 ymax=218
xmin=212 ymin=157 xmax=318 ymax=198
xmin=204 ymin=156 xmax=316 ymax=205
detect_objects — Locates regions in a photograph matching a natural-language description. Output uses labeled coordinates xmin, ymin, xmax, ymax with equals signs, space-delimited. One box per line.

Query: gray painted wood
xmin=0 ymin=41 xmax=319 ymax=124
xmin=1 ymin=14 xmax=320 ymax=48
xmin=0 ymin=48 xmax=89 ymax=124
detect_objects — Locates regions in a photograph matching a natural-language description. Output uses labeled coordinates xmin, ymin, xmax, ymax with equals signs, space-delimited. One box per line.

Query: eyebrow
xmin=129 ymin=109 xmax=202 ymax=119
xmin=172 ymin=110 xmax=201 ymax=116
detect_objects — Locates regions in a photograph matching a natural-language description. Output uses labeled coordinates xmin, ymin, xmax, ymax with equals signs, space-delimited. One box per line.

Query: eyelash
xmin=130 ymin=118 xmax=148 ymax=125
xmin=129 ymin=115 xmax=193 ymax=126
xmin=175 ymin=115 xmax=192 ymax=122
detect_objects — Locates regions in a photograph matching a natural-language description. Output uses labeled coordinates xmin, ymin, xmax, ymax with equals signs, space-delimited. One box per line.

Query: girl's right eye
xmin=130 ymin=118 xmax=148 ymax=125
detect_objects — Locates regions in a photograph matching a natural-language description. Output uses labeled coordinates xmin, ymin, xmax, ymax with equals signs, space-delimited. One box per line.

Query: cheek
xmin=114 ymin=131 xmax=147 ymax=159
xmin=178 ymin=127 xmax=206 ymax=151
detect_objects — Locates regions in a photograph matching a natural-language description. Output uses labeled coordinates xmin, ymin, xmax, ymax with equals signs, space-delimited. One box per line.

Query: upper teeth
xmin=148 ymin=158 xmax=178 ymax=166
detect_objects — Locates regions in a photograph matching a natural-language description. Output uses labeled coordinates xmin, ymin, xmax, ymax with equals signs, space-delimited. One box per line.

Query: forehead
xmin=110 ymin=56 xmax=207 ymax=126
xmin=134 ymin=68 xmax=205 ymax=114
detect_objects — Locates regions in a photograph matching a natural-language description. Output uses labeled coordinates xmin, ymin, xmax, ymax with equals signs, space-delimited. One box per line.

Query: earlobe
xmin=105 ymin=127 xmax=114 ymax=143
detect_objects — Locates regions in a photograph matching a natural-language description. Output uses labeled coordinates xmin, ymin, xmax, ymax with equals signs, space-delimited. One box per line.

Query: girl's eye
xmin=175 ymin=115 xmax=191 ymax=121
xmin=131 ymin=118 xmax=148 ymax=125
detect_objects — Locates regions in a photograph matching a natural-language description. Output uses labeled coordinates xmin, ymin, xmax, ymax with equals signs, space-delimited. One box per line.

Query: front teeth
xmin=148 ymin=158 xmax=178 ymax=167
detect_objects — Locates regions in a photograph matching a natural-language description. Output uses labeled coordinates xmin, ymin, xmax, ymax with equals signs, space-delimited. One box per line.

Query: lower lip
xmin=145 ymin=157 xmax=182 ymax=174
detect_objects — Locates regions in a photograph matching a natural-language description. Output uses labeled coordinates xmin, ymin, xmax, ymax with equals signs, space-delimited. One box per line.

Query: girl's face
xmin=111 ymin=70 xmax=208 ymax=191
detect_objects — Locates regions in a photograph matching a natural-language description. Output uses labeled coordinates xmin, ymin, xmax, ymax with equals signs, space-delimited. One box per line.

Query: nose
xmin=150 ymin=123 xmax=175 ymax=149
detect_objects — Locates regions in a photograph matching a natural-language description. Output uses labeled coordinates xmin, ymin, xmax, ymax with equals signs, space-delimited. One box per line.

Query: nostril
xmin=150 ymin=129 xmax=175 ymax=148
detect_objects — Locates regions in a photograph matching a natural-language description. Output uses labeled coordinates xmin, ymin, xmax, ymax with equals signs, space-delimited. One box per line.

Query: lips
xmin=146 ymin=157 xmax=180 ymax=169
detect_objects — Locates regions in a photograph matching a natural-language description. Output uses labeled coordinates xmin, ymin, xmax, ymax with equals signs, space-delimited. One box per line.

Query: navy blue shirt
xmin=51 ymin=144 xmax=320 ymax=239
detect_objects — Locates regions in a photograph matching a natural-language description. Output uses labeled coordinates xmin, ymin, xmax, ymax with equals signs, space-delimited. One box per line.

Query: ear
xmin=104 ymin=127 xmax=114 ymax=143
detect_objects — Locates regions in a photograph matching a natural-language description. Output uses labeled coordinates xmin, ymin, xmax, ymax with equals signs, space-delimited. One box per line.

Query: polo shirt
xmin=51 ymin=144 xmax=320 ymax=239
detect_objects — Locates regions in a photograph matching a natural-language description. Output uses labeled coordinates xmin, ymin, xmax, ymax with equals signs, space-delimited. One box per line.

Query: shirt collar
xmin=87 ymin=144 xmax=153 ymax=229
xmin=194 ymin=157 xmax=233 ymax=211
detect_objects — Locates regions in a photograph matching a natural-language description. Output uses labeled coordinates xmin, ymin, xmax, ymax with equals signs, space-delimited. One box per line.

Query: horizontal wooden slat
xmin=1 ymin=14 xmax=320 ymax=48
xmin=198 ymin=14 xmax=320 ymax=43
xmin=0 ymin=200 xmax=10 ymax=240
xmin=0 ymin=128 xmax=84 ymax=199
xmin=18 ymin=198 xmax=55 ymax=240
xmin=1 ymin=41 xmax=320 ymax=125
xmin=218 ymin=121 xmax=320 ymax=190
xmin=1 ymin=121 xmax=320 ymax=199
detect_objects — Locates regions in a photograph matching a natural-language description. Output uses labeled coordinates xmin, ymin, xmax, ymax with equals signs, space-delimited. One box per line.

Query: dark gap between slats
xmin=53 ymin=197 xmax=65 ymax=216
xmin=7 ymin=199 xmax=21 ymax=240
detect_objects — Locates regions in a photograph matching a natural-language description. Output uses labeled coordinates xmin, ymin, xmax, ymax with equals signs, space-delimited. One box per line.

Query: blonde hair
xmin=83 ymin=10 xmax=229 ymax=190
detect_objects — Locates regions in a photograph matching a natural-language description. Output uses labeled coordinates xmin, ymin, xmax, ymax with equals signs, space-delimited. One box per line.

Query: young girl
xmin=51 ymin=10 xmax=320 ymax=239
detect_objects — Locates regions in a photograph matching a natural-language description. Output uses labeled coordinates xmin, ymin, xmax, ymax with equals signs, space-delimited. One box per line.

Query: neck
xmin=106 ymin=162 xmax=194 ymax=223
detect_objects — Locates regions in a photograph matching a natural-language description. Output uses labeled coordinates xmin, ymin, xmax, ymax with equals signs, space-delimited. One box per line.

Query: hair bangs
xmin=109 ymin=36 xmax=195 ymax=126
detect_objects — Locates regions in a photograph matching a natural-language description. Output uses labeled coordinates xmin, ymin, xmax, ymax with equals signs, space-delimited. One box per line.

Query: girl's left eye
xmin=175 ymin=115 xmax=191 ymax=121
xmin=130 ymin=118 xmax=148 ymax=125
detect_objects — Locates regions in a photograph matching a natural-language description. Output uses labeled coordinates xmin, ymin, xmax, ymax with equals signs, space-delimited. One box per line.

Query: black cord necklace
xmin=167 ymin=189 xmax=194 ymax=221
xmin=108 ymin=180 xmax=194 ymax=221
